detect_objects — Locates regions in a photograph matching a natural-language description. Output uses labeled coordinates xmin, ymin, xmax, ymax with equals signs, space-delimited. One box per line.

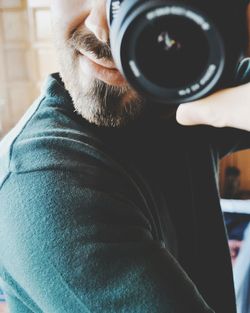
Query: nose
xmin=85 ymin=2 xmax=109 ymax=43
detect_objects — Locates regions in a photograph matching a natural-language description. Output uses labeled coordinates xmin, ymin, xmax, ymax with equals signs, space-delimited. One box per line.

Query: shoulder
xmin=0 ymin=74 xmax=116 ymax=188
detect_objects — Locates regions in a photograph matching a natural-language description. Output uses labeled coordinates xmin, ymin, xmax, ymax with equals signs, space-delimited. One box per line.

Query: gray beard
xmin=72 ymin=77 xmax=145 ymax=128
xmin=57 ymin=52 xmax=145 ymax=128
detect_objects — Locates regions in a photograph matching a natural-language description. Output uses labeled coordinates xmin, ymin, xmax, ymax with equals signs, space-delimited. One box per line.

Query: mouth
xmin=77 ymin=50 xmax=126 ymax=86
xmin=78 ymin=49 xmax=116 ymax=69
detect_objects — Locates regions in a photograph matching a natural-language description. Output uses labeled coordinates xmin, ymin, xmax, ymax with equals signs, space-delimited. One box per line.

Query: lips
xmin=78 ymin=50 xmax=126 ymax=86
xmin=78 ymin=49 xmax=117 ymax=70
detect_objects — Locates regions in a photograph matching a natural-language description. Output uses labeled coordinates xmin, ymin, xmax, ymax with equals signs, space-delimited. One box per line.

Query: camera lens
xmin=136 ymin=16 xmax=209 ymax=88
xmin=109 ymin=1 xmax=225 ymax=104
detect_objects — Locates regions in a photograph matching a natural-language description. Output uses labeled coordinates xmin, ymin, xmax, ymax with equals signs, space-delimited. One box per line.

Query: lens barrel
xmin=108 ymin=0 xmax=226 ymax=104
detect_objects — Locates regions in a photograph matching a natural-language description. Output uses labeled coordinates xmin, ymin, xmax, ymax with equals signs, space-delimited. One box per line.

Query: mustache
xmin=69 ymin=28 xmax=113 ymax=61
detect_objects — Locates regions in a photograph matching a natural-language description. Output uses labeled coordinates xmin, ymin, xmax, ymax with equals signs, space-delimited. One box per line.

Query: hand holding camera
xmin=107 ymin=0 xmax=250 ymax=131
xmin=176 ymin=81 xmax=250 ymax=131
xmin=176 ymin=6 xmax=250 ymax=132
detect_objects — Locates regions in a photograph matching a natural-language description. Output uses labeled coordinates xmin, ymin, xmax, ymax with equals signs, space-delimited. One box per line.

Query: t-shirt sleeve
xmin=0 ymin=169 xmax=214 ymax=313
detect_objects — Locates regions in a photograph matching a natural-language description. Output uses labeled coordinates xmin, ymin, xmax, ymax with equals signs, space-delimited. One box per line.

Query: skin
xmin=50 ymin=0 xmax=144 ymax=128
xmin=50 ymin=0 xmax=250 ymax=131
xmin=176 ymin=82 xmax=250 ymax=132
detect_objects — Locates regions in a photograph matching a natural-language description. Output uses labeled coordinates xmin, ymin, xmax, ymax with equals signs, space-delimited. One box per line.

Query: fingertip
xmin=176 ymin=103 xmax=193 ymax=125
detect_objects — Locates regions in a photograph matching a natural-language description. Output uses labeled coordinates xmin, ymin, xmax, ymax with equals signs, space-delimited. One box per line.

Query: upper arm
xmin=0 ymin=170 xmax=214 ymax=313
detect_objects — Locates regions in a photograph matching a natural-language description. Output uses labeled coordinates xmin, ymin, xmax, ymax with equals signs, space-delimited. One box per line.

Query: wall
xmin=0 ymin=0 xmax=57 ymax=136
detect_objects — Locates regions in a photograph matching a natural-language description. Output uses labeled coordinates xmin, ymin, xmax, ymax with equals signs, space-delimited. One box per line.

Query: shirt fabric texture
xmin=0 ymin=73 xmax=250 ymax=313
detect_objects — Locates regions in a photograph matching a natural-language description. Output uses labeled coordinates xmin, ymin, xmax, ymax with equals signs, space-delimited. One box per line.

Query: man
xmin=0 ymin=1 xmax=249 ymax=312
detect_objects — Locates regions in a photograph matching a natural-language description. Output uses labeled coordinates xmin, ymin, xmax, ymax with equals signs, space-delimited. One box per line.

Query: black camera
xmin=107 ymin=0 xmax=249 ymax=104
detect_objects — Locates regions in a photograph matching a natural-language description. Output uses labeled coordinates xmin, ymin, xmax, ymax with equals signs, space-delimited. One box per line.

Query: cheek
xmin=51 ymin=0 xmax=89 ymax=36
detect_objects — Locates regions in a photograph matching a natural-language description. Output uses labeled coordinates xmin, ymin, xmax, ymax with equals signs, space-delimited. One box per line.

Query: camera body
xmin=107 ymin=0 xmax=248 ymax=104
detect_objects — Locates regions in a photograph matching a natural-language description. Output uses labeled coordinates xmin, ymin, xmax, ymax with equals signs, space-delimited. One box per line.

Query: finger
xmin=176 ymin=91 xmax=225 ymax=128
xmin=176 ymin=83 xmax=250 ymax=130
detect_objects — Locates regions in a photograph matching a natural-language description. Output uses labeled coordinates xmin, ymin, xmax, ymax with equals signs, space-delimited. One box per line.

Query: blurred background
xmin=0 ymin=1 xmax=250 ymax=313
xmin=0 ymin=0 xmax=58 ymax=136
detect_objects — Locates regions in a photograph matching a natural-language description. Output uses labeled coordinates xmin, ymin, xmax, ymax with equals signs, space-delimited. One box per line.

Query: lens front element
xmin=110 ymin=1 xmax=225 ymax=104
xmin=136 ymin=16 xmax=209 ymax=89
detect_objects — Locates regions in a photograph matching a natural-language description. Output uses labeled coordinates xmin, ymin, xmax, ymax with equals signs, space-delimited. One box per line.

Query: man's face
xmin=50 ymin=0 xmax=145 ymax=127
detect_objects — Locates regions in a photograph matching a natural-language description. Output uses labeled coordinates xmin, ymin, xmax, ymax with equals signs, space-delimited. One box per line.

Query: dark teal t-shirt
xmin=0 ymin=73 xmax=249 ymax=313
